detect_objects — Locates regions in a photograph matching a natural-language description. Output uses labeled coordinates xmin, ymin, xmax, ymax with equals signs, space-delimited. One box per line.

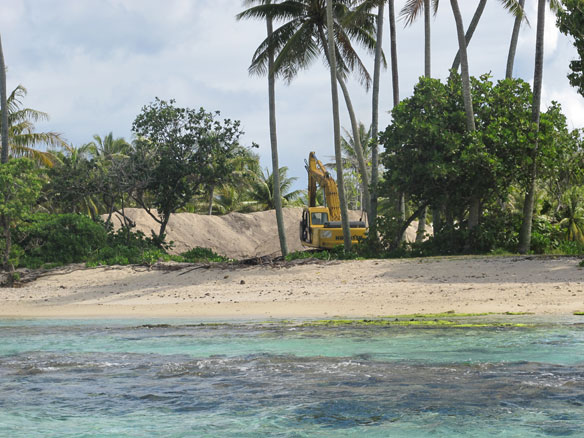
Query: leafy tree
xmin=380 ymin=74 xmax=568 ymax=252
xmin=44 ymin=145 xmax=100 ymax=218
xmin=129 ymin=98 xmax=245 ymax=242
xmin=557 ymin=0 xmax=584 ymax=97
xmin=0 ymin=158 xmax=43 ymax=271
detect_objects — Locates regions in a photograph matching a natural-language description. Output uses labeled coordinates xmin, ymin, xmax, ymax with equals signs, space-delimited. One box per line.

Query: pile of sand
xmin=108 ymin=208 xmax=427 ymax=259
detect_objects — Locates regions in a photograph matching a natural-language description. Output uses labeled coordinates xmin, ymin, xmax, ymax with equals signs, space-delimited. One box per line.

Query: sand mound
xmin=108 ymin=208 xmax=428 ymax=259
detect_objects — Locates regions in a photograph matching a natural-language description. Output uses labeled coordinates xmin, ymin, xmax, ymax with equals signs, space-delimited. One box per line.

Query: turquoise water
xmin=0 ymin=318 xmax=583 ymax=437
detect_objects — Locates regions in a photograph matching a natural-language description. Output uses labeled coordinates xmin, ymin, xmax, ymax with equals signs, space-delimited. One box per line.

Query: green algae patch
xmin=382 ymin=311 xmax=534 ymax=319
xmin=382 ymin=312 xmax=492 ymax=319
xmin=300 ymin=318 xmax=529 ymax=328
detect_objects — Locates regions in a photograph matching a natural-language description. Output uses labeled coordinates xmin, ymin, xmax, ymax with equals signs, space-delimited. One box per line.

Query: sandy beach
xmin=1 ymin=256 xmax=582 ymax=319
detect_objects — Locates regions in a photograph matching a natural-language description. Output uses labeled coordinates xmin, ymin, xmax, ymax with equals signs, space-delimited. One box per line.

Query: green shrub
xmin=15 ymin=213 xmax=108 ymax=268
xmin=530 ymin=218 xmax=562 ymax=254
xmin=87 ymin=226 xmax=173 ymax=267
xmin=174 ymin=247 xmax=229 ymax=263
xmin=285 ymin=246 xmax=363 ymax=261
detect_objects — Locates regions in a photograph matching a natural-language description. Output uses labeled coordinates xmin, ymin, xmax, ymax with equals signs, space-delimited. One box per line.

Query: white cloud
xmin=1 ymin=0 xmax=582 ymax=190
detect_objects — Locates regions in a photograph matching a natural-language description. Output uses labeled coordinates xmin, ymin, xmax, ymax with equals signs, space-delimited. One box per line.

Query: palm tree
xmin=326 ymin=123 xmax=372 ymax=209
xmin=237 ymin=0 xmax=289 ymax=256
xmin=450 ymin=0 xmax=487 ymax=71
xmin=2 ymin=85 xmax=67 ymax=166
xmin=326 ymin=0 xmax=352 ymax=250
xmin=401 ymin=1 xmax=525 ymax=74
xmin=236 ymin=0 xmax=380 ymax=227
xmin=506 ymin=0 xmax=526 ymax=78
xmin=558 ymin=186 xmax=584 ymax=243
xmin=0 ymin=34 xmax=8 ymax=165
xmin=248 ymin=166 xmax=303 ymax=210
xmin=84 ymin=132 xmax=131 ymax=160
xmin=400 ymin=0 xmax=437 ymax=237
xmin=82 ymin=132 xmax=132 ymax=223
xmin=353 ymin=0 xmax=386 ymax=240
xmin=1 ymin=33 xmax=10 ymax=273
xmin=518 ymin=0 xmax=562 ymax=253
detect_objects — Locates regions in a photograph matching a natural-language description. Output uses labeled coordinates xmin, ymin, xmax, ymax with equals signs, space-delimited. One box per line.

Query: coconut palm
xmin=449 ymin=1 xmax=526 ymax=72
xmin=1 ymin=85 xmax=67 ymax=167
xmin=401 ymin=1 xmax=525 ymax=74
xmin=400 ymin=0 xmax=438 ymax=237
xmin=326 ymin=123 xmax=372 ymax=209
xmin=0 ymin=34 xmax=8 ymax=165
xmin=248 ymin=166 xmax=303 ymax=211
xmin=450 ymin=0 xmax=487 ymax=71
xmin=84 ymin=132 xmax=131 ymax=160
xmin=325 ymin=0 xmax=352 ymax=250
xmin=519 ymin=0 xmax=563 ymax=253
xmin=80 ymin=133 xmax=132 ymax=223
xmin=236 ymin=0 xmax=381 ymax=227
xmin=506 ymin=0 xmax=526 ymax=78
xmin=237 ymin=0 xmax=289 ymax=255
xmin=559 ymin=186 xmax=584 ymax=243
xmin=204 ymin=146 xmax=260 ymax=215
xmin=351 ymin=0 xmax=388 ymax=239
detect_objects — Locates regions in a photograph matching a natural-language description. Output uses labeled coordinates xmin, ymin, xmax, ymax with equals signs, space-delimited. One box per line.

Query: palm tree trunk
xmin=506 ymin=0 xmax=525 ymax=79
xmin=416 ymin=0 xmax=433 ymax=239
xmin=424 ymin=0 xmax=431 ymax=78
xmin=266 ymin=14 xmax=288 ymax=256
xmin=389 ymin=0 xmax=400 ymax=107
xmin=518 ymin=0 xmax=546 ymax=254
xmin=370 ymin=2 xmax=385 ymax=239
xmin=325 ymin=0 xmax=351 ymax=251
xmin=316 ymin=27 xmax=371 ymax=226
xmin=207 ymin=185 xmax=214 ymax=215
xmin=450 ymin=0 xmax=476 ymax=133
xmin=450 ymin=0 xmax=478 ymax=233
xmin=451 ymin=0 xmax=488 ymax=72
xmin=0 ymin=34 xmax=8 ymax=164
xmin=1 ymin=34 xmax=13 ymax=275
xmin=389 ymin=1 xmax=407 ymax=237
xmin=336 ymin=75 xmax=371 ymax=219
xmin=415 ymin=208 xmax=427 ymax=242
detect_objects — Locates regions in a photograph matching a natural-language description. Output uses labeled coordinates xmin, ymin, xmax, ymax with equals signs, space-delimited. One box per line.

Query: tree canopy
xmin=557 ymin=0 xmax=584 ymax=98
xmin=129 ymin=98 xmax=246 ymax=241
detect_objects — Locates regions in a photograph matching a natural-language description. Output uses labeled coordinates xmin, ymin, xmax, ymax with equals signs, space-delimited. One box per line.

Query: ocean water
xmin=0 ymin=317 xmax=583 ymax=437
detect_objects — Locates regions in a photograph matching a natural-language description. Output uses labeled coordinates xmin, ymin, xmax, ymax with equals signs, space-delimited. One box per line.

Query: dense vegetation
xmin=1 ymin=1 xmax=583 ymax=275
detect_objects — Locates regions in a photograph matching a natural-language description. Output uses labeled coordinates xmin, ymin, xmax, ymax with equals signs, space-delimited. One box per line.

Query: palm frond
xmin=497 ymin=0 xmax=530 ymax=25
xmin=400 ymin=0 xmax=425 ymax=26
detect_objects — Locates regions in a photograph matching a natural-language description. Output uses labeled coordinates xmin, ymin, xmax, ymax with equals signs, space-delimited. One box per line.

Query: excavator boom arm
xmin=305 ymin=152 xmax=341 ymax=221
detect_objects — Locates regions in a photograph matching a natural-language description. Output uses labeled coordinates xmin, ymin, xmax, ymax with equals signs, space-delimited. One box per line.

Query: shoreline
xmin=1 ymin=256 xmax=583 ymax=319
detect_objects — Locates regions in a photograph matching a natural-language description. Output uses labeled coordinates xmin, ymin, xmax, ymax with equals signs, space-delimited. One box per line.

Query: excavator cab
xmin=310 ymin=211 xmax=328 ymax=225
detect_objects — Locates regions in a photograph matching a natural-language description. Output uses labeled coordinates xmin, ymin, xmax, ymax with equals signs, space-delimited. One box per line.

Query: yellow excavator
xmin=300 ymin=151 xmax=367 ymax=249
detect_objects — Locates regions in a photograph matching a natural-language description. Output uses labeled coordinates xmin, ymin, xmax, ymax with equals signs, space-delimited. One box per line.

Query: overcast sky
xmin=1 ymin=0 xmax=583 ymax=191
